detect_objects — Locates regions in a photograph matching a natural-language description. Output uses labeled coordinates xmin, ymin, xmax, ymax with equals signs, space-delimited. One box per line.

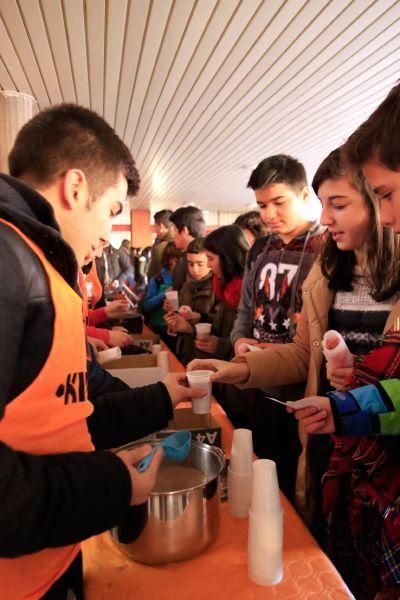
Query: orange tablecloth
xmin=82 ymin=336 xmax=352 ymax=599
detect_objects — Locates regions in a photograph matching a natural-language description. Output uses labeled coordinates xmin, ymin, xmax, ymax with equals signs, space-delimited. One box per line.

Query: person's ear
xmin=61 ymin=169 xmax=88 ymax=210
xmin=302 ymin=186 xmax=311 ymax=203
xmin=182 ymin=225 xmax=190 ymax=237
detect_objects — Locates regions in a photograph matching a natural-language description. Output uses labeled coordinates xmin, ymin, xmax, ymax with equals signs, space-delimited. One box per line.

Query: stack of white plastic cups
xmin=227 ymin=428 xmax=253 ymax=518
xmin=157 ymin=351 xmax=170 ymax=377
xmin=248 ymin=459 xmax=283 ymax=586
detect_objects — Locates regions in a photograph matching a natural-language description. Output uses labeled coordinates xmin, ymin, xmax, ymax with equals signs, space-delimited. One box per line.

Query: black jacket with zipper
xmin=0 ymin=173 xmax=173 ymax=558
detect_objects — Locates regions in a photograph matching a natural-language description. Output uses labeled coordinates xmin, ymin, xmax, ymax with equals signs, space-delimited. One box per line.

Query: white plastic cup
xmin=195 ymin=322 xmax=212 ymax=339
xmin=250 ymin=459 xmax=281 ymax=517
xmin=230 ymin=428 xmax=253 ymax=474
xmin=322 ymin=330 xmax=354 ymax=369
xmin=248 ymin=509 xmax=283 ymax=586
xmin=152 ymin=344 xmax=162 ymax=354
xmin=157 ymin=351 xmax=170 ymax=377
xmin=97 ymin=346 xmax=122 ymax=365
xmin=165 ymin=290 xmax=179 ymax=312
xmin=186 ymin=369 xmax=213 ymax=414
xmin=227 ymin=469 xmax=252 ymax=518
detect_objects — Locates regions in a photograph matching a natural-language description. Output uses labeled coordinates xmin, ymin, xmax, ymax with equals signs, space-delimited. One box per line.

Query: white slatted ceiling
xmin=0 ymin=0 xmax=399 ymax=213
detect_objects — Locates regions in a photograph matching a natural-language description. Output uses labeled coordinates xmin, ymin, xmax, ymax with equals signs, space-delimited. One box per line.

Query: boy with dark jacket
xmin=0 ymin=104 xmax=204 ymax=599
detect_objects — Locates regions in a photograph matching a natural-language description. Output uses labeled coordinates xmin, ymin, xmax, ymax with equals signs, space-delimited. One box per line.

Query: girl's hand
xmin=164 ymin=312 xmax=192 ymax=333
xmin=187 ymin=358 xmax=250 ymax=384
xmin=234 ymin=337 xmax=258 ymax=355
xmin=327 ymin=364 xmax=353 ymax=390
xmin=105 ymin=299 xmax=130 ymax=317
xmin=287 ymin=396 xmax=335 ymax=434
xmin=194 ymin=335 xmax=219 ymax=355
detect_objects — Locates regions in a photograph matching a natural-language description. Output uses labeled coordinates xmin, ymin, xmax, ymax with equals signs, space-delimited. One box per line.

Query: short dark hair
xmin=170 ymin=206 xmax=205 ymax=238
xmin=154 ymin=209 xmax=173 ymax=227
xmin=187 ymin=237 xmax=206 ymax=254
xmin=161 ymin=241 xmax=181 ymax=268
xmin=313 ymin=148 xmax=400 ymax=301
xmin=234 ymin=211 xmax=267 ymax=240
xmin=343 ymin=81 xmax=400 ymax=171
xmin=9 ymin=103 xmax=140 ymax=198
xmin=247 ymin=154 xmax=307 ymax=192
xmin=204 ymin=225 xmax=248 ymax=283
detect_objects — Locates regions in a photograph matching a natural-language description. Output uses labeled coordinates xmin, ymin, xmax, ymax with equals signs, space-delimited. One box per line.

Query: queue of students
xmin=1 ymin=82 xmax=400 ymax=599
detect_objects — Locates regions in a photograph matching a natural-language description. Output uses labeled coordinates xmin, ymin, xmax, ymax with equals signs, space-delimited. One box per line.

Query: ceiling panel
xmin=0 ymin=0 xmax=399 ymax=213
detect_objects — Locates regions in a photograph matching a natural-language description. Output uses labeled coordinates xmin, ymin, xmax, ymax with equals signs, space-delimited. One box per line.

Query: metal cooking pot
xmin=110 ymin=440 xmax=225 ymax=565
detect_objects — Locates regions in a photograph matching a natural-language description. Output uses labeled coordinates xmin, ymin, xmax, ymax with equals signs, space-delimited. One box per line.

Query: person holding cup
xmin=195 ymin=225 xmax=249 ymax=427
xmin=164 ymin=238 xmax=217 ymax=364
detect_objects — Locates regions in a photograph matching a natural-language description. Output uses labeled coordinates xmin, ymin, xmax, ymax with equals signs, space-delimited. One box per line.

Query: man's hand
xmin=287 ymin=396 xmax=335 ymax=434
xmin=187 ymin=358 xmax=250 ymax=384
xmin=327 ymin=363 xmax=353 ymax=390
xmin=108 ymin=329 xmax=134 ymax=347
xmin=164 ymin=312 xmax=192 ymax=333
xmin=162 ymin=372 xmax=207 ymax=407
xmin=116 ymin=445 xmax=163 ymax=505
xmin=163 ymin=299 xmax=172 ymax=313
xmin=234 ymin=337 xmax=258 ymax=355
xmin=194 ymin=335 xmax=219 ymax=354
xmin=105 ymin=299 xmax=129 ymax=318
xmin=88 ymin=337 xmax=108 ymax=353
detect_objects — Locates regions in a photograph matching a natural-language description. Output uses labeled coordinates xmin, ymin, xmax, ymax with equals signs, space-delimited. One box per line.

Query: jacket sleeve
xmin=0 ymin=240 xmax=134 ymax=558
xmin=328 ymin=379 xmax=400 ymax=436
xmin=230 ymin=262 xmax=254 ymax=344
xmin=232 ymin=292 xmax=312 ymax=389
xmin=86 ymin=325 xmax=110 ymax=343
xmin=0 ymin=440 xmax=132 ymax=557
xmin=147 ymin=241 xmax=165 ymax=280
xmin=117 ymin=251 xmax=132 ymax=282
xmin=86 ymin=353 xmax=174 ymax=447
xmin=143 ymin=276 xmax=165 ymax=312
xmin=88 ymin=306 xmax=107 ymax=326
xmin=87 ymin=382 xmax=174 ymax=448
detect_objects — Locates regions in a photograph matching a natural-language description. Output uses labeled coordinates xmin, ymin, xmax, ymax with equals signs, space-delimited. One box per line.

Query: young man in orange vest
xmin=0 ymin=104 xmax=205 ymax=600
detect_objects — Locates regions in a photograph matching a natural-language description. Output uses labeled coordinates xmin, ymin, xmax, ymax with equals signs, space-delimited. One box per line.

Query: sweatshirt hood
xmin=0 ymin=173 xmax=78 ymax=288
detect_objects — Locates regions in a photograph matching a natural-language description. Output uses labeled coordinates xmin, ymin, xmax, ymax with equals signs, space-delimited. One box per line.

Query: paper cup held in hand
xmin=186 ymin=369 xmax=213 ymax=414
xmin=195 ymin=323 xmax=212 ymax=339
xmin=165 ymin=290 xmax=179 ymax=312
xmin=97 ymin=346 xmax=122 ymax=365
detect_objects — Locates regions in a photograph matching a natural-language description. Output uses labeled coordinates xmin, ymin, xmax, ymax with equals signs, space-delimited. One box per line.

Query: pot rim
xmin=118 ymin=439 xmax=226 ymax=496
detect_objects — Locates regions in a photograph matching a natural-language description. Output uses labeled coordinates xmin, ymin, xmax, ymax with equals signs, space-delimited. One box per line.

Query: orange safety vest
xmin=84 ymin=260 xmax=103 ymax=308
xmin=0 ymin=220 xmax=94 ymax=600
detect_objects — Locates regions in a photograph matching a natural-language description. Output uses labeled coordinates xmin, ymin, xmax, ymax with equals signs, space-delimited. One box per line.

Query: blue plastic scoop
xmin=137 ymin=430 xmax=192 ymax=473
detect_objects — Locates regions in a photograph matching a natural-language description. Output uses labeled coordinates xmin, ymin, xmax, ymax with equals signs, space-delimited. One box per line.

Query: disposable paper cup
xmin=186 ymin=370 xmax=213 ymax=414
xmin=250 ymin=459 xmax=281 ymax=517
xmin=230 ymin=428 xmax=253 ymax=475
xmin=195 ymin=323 xmax=212 ymax=339
xmin=248 ymin=509 xmax=283 ymax=586
xmin=97 ymin=346 xmax=122 ymax=365
xmin=227 ymin=469 xmax=252 ymax=518
xmin=157 ymin=351 xmax=170 ymax=377
xmin=152 ymin=344 xmax=162 ymax=354
xmin=165 ymin=290 xmax=179 ymax=312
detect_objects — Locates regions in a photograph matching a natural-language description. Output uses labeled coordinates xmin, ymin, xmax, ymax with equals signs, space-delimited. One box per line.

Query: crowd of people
xmin=1 ymin=81 xmax=400 ymax=599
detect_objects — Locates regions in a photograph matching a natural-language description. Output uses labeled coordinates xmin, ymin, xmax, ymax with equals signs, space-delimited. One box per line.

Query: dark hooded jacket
xmin=0 ymin=173 xmax=173 ymax=558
